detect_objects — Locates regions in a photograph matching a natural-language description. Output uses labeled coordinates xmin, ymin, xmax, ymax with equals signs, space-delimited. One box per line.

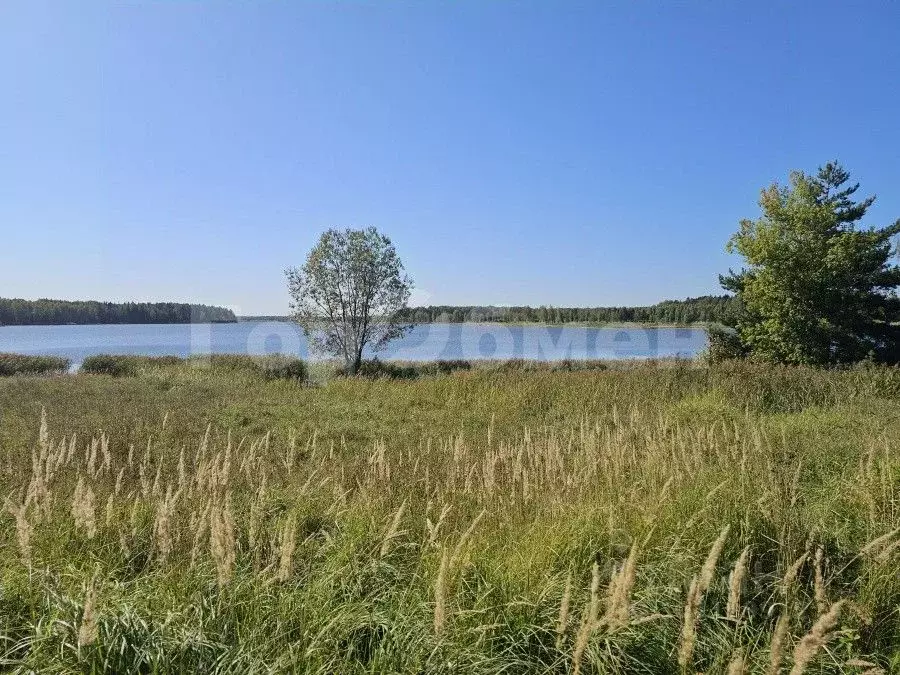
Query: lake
xmin=0 ymin=322 xmax=707 ymax=365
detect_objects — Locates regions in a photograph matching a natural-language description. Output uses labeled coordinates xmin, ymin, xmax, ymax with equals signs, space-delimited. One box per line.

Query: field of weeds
xmin=0 ymin=361 xmax=897 ymax=673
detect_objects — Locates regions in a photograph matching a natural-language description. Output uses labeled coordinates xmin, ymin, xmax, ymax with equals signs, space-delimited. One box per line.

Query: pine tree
xmin=721 ymin=162 xmax=900 ymax=364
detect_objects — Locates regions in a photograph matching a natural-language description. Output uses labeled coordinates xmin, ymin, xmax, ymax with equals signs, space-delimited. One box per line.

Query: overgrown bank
xmin=0 ymin=362 xmax=897 ymax=672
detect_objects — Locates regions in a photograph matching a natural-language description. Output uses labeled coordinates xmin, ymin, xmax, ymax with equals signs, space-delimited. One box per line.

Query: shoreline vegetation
xmin=0 ymin=295 xmax=737 ymax=327
xmin=240 ymin=318 xmax=715 ymax=329
xmin=0 ymin=357 xmax=897 ymax=671
xmin=0 ymin=298 xmax=237 ymax=326
xmin=0 ymin=352 xmax=676 ymax=381
xmin=242 ymin=295 xmax=738 ymax=327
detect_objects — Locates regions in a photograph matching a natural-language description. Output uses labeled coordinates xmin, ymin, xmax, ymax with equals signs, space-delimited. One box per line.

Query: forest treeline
xmin=0 ymin=298 xmax=237 ymax=326
xmin=395 ymin=295 xmax=741 ymax=326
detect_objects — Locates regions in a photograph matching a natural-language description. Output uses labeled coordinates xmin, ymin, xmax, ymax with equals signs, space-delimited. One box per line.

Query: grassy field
xmin=0 ymin=360 xmax=898 ymax=673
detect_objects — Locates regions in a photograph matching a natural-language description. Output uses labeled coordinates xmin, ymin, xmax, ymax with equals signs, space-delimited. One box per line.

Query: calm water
xmin=0 ymin=322 xmax=707 ymax=365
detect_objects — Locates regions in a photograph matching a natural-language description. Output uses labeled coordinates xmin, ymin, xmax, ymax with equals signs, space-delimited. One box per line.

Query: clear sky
xmin=2 ymin=2 xmax=899 ymax=315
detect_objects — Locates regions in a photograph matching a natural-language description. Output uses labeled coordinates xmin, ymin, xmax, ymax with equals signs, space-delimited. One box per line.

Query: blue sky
xmin=2 ymin=2 xmax=899 ymax=315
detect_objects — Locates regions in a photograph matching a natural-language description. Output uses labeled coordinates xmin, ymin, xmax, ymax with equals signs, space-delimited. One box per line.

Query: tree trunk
xmin=347 ymin=355 xmax=361 ymax=376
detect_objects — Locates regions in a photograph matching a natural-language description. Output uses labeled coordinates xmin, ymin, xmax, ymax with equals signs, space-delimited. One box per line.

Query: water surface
xmin=0 ymin=322 xmax=707 ymax=365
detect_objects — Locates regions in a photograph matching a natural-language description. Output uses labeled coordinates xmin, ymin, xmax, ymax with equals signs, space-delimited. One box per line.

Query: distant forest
xmin=243 ymin=295 xmax=741 ymax=326
xmin=396 ymin=295 xmax=741 ymax=325
xmin=0 ymin=298 xmax=237 ymax=326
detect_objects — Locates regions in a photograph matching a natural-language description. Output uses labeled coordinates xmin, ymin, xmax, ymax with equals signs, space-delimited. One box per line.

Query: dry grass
xmin=0 ymin=360 xmax=898 ymax=672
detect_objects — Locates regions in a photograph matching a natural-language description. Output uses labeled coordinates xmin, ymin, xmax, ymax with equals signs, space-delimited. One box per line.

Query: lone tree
xmin=721 ymin=162 xmax=900 ymax=365
xmin=286 ymin=227 xmax=413 ymax=374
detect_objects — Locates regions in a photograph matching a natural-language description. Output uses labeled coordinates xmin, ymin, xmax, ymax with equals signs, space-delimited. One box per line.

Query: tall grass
xmin=0 ymin=353 xmax=70 ymax=376
xmin=80 ymin=353 xmax=308 ymax=382
xmin=0 ymin=362 xmax=897 ymax=672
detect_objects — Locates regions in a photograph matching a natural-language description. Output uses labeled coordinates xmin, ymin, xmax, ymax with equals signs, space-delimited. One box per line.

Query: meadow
xmin=0 ymin=358 xmax=897 ymax=673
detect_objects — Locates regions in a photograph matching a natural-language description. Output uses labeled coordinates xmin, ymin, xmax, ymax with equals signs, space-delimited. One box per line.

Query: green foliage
xmin=79 ymin=353 xmax=308 ymax=382
xmin=287 ymin=227 xmax=413 ymax=375
xmin=80 ymin=354 xmax=181 ymax=377
xmin=397 ymin=294 xmax=741 ymax=326
xmin=702 ymin=324 xmax=746 ymax=363
xmin=333 ymin=358 xmax=614 ymax=380
xmin=722 ymin=162 xmax=900 ymax=365
xmin=479 ymin=357 xmax=611 ymax=373
xmin=196 ymin=354 xmax=308 ymax=382
xmin=0 ymin=298 xmax=236 ymax=326
xmin=338 ymin=358 xmax=473 ymax=379
xmin=0 ymin=353 xmax=70 ymax=376
xmin=255 ymin=354 xmax=309 ymax=381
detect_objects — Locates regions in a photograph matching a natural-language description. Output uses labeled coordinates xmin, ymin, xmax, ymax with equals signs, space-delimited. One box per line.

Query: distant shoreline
xmin=238 ymin=317 xmax=713 ymax=329
xmin=0 ymin=298 xmax=237 ymax=326
xmin=0 ymin=320 xmax=238 ymax=328
xmin=1 ymin=319 xmax=713 ymax=329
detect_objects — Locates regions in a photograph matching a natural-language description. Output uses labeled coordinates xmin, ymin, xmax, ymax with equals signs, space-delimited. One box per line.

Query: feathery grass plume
xmin=605 ymin=541 xmax=639 ymax=629
xmin=379 ymin=499 xmax=407 ymax=558
xmin=448 ymin=509 xmax=486 ymax=571
xmin=426 ymin=503 xmax=451 ymax=547
xmin=726 ymin=546 xmax=751 ymax=621
xmin=51 ymin=435 xmax=66 ymax=470
xmin=766 ymin=611 xmax=791 ymax=675
xmin=699 ymin=525 xmax=730 ymax=592
xmin=571 ymin=562 xmax=602 ymax=675
xmin=71 ymin=476 xmax=97 ymax=538
xmin=87 ymin=437 xmax=98 ymax=478
xmin=277 ymin=511 xmax=297 ymax=582
xmin=433 ymin=546 xmax=450 ymax=636
xmin=248 ymin=496 xmax=263 ymax=554
xmin=678 ymin=524 xmax=730 ymax=671
xmin=100 ymin=433 xmax=111 ymax=475
xmin=658 ymin=476 xmax=675 ymax=504
xmin=150 ymin=452 xmax=163 ymax=498
xmin=6 ymin=501 xmax=32 ymax=565
xmin=152 ymin=486 xmax=174 ymax=564
xmin=859 ymin=527 xmax=899 ymax=557
xmin=190 ymin=501 xmax=211 ymax=569
xmin=874 ymin=536 xmax=900 ymax=564
xmin=846 ymin=659 xmax=880 ymax=668
xmin=66 ymin=433 xmax=77 ymax=464
xmin=788 ymin=600 xmax=845 ymax=675
xmin=105 ymin=493 xmax=115 ymax=527
xmin=129 ymin=495 xmax=142 ymax=539
xmin=727 ymin=650 xmax=746 ymax=675
xmin=77 ymin=570 xmax=99 ymax=648
xmin=782 ymin=552 xmax=808 ymax=599
xmin=556 ymin=570 xmax=573 ymax=649
xmin=114 ymin=468 xmax=125 ymax=496
xmin=679 ymin=575 xmax=702 ymax=672
xmin=27 ymin=417 xmax=53 ymax=523
xmin=813 ymin=546 xmax=827 ymax=616
xmin=210 ymin=495 xmax=236 ymax=586
xmin=845 ymin=660 xmax=885 ymax=675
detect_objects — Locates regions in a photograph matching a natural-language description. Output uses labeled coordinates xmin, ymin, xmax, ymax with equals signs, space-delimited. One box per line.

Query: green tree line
xmin=0 ymin=298 xmax=236 ymax=326
xmin=396 ymin=295 xmax=740 ymax=326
